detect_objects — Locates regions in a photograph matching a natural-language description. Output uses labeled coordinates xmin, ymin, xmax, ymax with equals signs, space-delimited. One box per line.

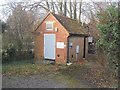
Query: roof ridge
xmin=35 ymin=12 xmax=88 ymax=36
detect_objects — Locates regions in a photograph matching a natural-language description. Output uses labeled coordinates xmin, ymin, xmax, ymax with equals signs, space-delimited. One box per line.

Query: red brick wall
xmin=34 ymin=13 xmax=69 ymax=64
xmin=34 ymin=13 xmax=88 ymax=64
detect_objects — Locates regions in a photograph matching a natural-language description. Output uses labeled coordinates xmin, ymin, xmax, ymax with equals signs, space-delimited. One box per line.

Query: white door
xmin=44 ymin=34 xmax=56 ymax=59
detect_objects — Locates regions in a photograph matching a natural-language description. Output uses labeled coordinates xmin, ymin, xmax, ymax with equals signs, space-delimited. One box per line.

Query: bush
xmin=97 ymin=5 xmax=119 ymax=77
xmin=2 ymin=47 xmax=34 ymax=64
xmin=2 ymin=47 xmax=16 ymax=63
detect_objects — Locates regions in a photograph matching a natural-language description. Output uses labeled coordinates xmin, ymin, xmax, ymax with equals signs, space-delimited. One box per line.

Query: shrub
xmin=2 ymin=47 xmax=34 ymax=64
xmin=97 ymin=5 xmax=119 ymax=77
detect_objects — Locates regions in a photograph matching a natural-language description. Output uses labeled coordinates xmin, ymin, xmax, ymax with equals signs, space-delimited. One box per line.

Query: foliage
xmin=2 ymin=4 xmax=36 ymax=63
xmin=6 ymin=4 xmax=34 ymax=50
xmin=2 ymin=49 xmax=34 ymax=64
xmin=0 ymin=20 xmax=8 ymax=33
xmin=96 ymin=5 xmax=119 ymax=76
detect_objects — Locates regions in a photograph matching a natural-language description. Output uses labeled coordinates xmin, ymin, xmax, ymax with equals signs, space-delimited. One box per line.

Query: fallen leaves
xmin=2 ymin=60 xmax=118 ymax=88
xmin=2 ymin=63 xmax=56 ymax=76
xmin=59 ymin=63 xmax=117 ymax=88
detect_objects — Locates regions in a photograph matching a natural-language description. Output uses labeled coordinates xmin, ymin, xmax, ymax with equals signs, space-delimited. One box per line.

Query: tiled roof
xmin=52 ymin=13 xmax=88 ymax=35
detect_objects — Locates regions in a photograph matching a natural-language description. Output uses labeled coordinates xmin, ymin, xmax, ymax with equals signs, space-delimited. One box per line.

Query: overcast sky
xmin=0 ymin=0 xmax=118 ymax=6
xmin=0 ymin=0 xmax=118 ymax=22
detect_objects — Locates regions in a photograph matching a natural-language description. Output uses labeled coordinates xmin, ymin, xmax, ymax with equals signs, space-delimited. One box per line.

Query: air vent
xmin=55 ymin=27 xmax=58 ymax=32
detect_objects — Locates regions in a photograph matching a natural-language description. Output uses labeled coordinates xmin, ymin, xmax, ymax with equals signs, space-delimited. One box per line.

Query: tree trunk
xmin=59 ymin=0 xmax=63 ymax=15
xmin=69 ymin=0 xmax=72 ymax=18
xmin=46 ymin=1 xmax=50 ymax=10
xmin=73 ymin=0 xmax=77 ymax=19
xmin=78 ymin=0 xmax=82 ymax=23
xmin=64 ymin=0 xmax=67 ymax=16
xmin=51 ymin=0 xmax=55 ymax=13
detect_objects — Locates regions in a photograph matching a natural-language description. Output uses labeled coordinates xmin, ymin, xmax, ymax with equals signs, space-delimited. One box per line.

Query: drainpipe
xmin=67 ymin=36 xmax=70 ymax=63
xmin=83 ymin=36 xmax=86 ymax=58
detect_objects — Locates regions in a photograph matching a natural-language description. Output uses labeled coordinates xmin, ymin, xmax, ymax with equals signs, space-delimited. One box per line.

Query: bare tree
xmin=78 ymin=0 xmax=82 ymax=23
xmin=5 ymin=3 xmax=36 ymax=51
xmin=46 ymin=1 xmax=50 ymax=10
xmin=73 ymin=0 xmax=77 ymax=19
xmin=69 ymin=0 xmax=72 ymax=18
xmin=51 ymin=0 xmax=55 ymax=13
xmin=63 ymin=0 xmax=67 ymax=16
xmin=59 ymin=0 xmax=63 ymax=15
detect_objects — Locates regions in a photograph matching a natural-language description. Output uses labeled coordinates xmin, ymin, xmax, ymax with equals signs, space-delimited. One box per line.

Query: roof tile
xmin=52 ymin=13 xmax=88 ymax=35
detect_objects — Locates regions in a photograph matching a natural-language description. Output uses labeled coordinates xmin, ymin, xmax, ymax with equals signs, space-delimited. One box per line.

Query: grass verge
xmin=2 ymin=60 xmax=56 ymax=76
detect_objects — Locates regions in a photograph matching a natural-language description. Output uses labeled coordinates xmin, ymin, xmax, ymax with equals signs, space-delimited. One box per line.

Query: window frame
xmin=46 ymin=21 xmax=54 ymax=30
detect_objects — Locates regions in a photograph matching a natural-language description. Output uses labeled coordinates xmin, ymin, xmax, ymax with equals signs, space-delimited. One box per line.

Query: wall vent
xmin=55 ymin=27 xmax=58 ymax=32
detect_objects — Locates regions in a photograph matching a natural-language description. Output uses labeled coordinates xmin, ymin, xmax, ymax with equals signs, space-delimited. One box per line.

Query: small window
xmin=46 ymin=22 xmax=53 ymax=30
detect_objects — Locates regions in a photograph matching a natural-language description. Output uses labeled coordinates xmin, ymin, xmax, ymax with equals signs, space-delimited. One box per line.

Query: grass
xmin=59 ymin=62 xmax=118 ymax=88
xmin=53 ymin=73 xmax=84 ymax=88
xmin=2 ymin=60 xmax=88 ymax=88
xmin=2 ymin=60 xmax=56 ymax=76
xmin=2 ymin=59 xmax=118 ymax=88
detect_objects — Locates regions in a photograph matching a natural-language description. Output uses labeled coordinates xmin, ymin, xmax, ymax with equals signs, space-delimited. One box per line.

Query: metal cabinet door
xmin=44 ymin=34 xmax=56 ymax=59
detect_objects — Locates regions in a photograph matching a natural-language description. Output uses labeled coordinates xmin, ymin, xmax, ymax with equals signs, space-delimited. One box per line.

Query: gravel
xmin=2 ymin=74 xmax=69 ymax=88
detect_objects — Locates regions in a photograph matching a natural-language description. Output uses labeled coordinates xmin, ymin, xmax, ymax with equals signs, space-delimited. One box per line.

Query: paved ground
xmin=2 ymin=75 xmax=67 ymax=88
xmin=2 ymin=74 xmax=67 ymax=88
xmin=2 ymin=73 xmax=91 ymax=88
